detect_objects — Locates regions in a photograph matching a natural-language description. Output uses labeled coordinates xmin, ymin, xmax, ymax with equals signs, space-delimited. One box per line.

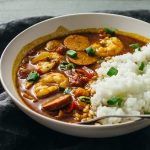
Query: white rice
xmin=91 ymin=43 xmax=150 ymax=125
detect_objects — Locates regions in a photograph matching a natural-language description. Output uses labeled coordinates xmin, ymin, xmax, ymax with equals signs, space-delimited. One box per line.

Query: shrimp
xmin=34 ymin=83 xmax=59 ymax=98
xmin=91 ymin=37 xmax=124 ymax=57
xmin=31 ymin=51 xmax=64 ymax=73
xmin=46 ymin=40 xmax=62 ymax=50
xmin=31 ymin=51 xmax=64 ymax=64
xmin=46 ymin=40 xmax=68 ymax=54
xmin=41 ymin=73 xmax=69 ymax=88
xmin=36 ymin=61 xmax=56 ymax=74
xmin=34 ymin=73 xmax=69 ymax=98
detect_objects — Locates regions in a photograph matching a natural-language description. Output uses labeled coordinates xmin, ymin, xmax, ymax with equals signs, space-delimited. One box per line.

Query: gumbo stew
xmin=16 ymin=28 xmax=148 ymax=123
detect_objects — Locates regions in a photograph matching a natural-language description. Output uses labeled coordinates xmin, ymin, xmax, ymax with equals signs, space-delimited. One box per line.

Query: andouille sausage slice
xmin=64 ymin=35 xmax=90 ymax=51
xmin=68 ymin=52 xmax=97 ymax=65
xmin=42 ymin=94 xmax=71 ymax=111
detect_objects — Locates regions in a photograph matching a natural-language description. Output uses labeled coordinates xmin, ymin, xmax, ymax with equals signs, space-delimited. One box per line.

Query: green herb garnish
xmin=107 ymin=97 xmax=123 ymax=107
xmin=59 ymin=61 xmax=75 ymax=70
xmin=107 ymin=67 xmax=118 ymax=77
xmin=85 ymin=47 xmax=95 ymax=56
xmin=27 ymin=71 xmax=40 ymax=82
xmin=104 ymin=28 xmax=116 ymax=36
xmin=138 ymin=62 xmax=145 ymax=71
xmin=78 ymin=96 xmax=91 ymax=104
xmin=59 ymin=64 xmax=66 ymax=69
xmin=66 ymin=50 xmax=77 ymax=58
xmin=64 ymin=88 xmax=72 ymax=94
xmin=129 ymin=43 xmax=141 ymax=51
xmin=59 ymin=61 xmax=68 ymax=69
xmin=66 ymin=63 xmax=75 ymax=69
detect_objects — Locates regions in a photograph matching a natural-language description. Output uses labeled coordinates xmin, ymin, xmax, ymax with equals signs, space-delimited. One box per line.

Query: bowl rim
xmin=1 ymin=12 xmax=148 ymax=128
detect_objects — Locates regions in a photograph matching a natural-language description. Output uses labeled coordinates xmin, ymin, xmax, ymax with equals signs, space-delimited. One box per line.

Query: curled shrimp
xmin=34 ymin=83 xmax=59 ymax=98
xmin=31 ymin=51 xmax=63 ymax=64
xmin=36 ymin=61 xmax=56 ymax=74
xmin=31 ymin=51 xmax=64 ymax=73
xmin=40 ymin=73 xmax=69 ymax=88
xmin=92 ymin=37 xmax=124 ymax=57
xmin=46 ymin=40 xmax=62 ymax=50
xmin=34 ymin=73 xmax=69 ymax=98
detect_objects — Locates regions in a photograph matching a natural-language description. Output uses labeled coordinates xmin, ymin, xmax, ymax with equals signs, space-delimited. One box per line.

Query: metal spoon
xmin=77 ymin=114 xmax=150 ymax=125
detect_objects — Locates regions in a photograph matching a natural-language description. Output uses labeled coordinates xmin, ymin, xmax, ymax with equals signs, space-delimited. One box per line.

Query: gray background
xmin=0 ymin=0 xmax=150 ymax=23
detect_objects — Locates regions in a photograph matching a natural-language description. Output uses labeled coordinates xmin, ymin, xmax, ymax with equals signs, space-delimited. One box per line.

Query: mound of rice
xmin=91 ymin=43 xmax=150 ymax=125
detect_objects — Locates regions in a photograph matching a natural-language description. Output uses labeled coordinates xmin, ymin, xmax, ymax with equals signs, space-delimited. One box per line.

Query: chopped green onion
xmin=104 ymin=28 xmax=116 ymax=36
xmin=78 ymin=96 xmax=91 ymax=104
xmin=27 ymin=71 xmax=40 ymax=82
xmin=144 ymin=111 xmax=150 ymax=114
xmin=138 ymin=62 xmax=145 ymax=71
xmin=59 ymin=87 xmax=65 ymax=92
xmin=59 ymin=61 xmax=75 ymax=70
xmin=59 ymin=63 xmax=66 ymax=69
xmin=66 ymin=63 xmax=75 ymax=69
xmin=107 ymin=97 xmax=123 ymax=107
xmin=59 ymin=61 xmax=69 ymax=69
xmin=66 ymin=50 xmax=77 ymax=58
xmin=64 ymin=88 xmax=72 ymax=94
xmin=129 ymin=43 xmax=141 ymax=51
xmin=107 ymin=67 xmax=118 ymax=77
xmin=85 ymin=47 xmax=95 ymax=56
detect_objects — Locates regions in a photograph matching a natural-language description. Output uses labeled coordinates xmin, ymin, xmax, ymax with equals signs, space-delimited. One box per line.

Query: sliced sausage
xmin=42 ymin=94 xmax=71 ymax=111
xmin=64 ymin=35 xmax=90 ymax=51
xmin=68 ymin=52 xmax=97 ymax=65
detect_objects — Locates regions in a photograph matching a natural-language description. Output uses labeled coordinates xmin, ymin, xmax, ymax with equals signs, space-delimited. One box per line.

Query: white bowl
xmin=0 ymin=13 xmax=150 ymax=138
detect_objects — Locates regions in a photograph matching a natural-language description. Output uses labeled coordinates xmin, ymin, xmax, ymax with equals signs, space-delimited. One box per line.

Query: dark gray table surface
xmin=0 ymin=10 xmax=150 ymax=150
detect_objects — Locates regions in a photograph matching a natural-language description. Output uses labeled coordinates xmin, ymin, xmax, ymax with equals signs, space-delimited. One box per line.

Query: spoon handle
xmin=78 ymin=115 xmax=150 ymax=125
xmin=100 ymin=115 xmax=150 ymax=119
